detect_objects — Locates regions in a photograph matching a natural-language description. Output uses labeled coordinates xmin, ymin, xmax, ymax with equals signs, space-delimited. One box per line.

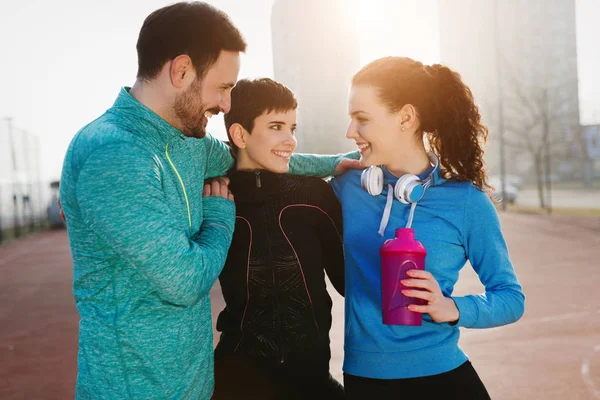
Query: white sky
xmin=0 ymin=0 xmax=598 ymax=181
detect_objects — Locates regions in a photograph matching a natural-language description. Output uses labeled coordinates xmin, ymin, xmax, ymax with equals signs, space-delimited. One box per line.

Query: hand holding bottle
xmin=401 ymin=269 xmax=460 ymax=324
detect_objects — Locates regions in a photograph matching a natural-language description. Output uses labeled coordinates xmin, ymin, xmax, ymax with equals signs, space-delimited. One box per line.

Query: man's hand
xmin=58 ymin=198 xmax=66 ymax=223
xmin=203 ymin=177 xmax=234 ymax=201
xmin=334 ymin=158 xmax=364 ymax=174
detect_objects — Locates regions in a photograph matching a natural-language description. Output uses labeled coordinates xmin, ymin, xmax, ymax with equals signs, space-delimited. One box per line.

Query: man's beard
xmin=173 ymin=80 xmax=218 ymax=139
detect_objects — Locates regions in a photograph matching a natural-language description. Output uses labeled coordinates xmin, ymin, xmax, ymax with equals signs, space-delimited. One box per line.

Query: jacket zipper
xmin=255 ymin=171 xmax=262 ymax=188
xmin=165 ymin=143 xmax=192 ymax=228
xmin=254 ymin=171 xmax=284 ymax=363
xmin=272 ymin=251 xmax=285 ymax=364
xmin=265 ymin=197 xmax=285 ymax=364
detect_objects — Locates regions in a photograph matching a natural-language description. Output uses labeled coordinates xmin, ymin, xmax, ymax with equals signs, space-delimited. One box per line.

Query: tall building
xmin=439 ymin=0 xmax=580 ymax=178
xmin=271 ymin=0 xmax=360 ymax=154
xmin=0 ymin=118 xmax=45 ymax=233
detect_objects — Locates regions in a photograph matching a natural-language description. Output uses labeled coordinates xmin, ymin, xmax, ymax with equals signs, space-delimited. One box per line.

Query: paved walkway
xmin=1 ymin=212 xmax=599 ymax=399
xmin=516 ymin=188 xmax=600 ymax=209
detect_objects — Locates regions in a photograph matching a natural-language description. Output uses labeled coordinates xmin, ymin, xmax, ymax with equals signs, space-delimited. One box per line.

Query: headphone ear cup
xmin=394 ymin=174 xmax=421 ymax=204
xmin=361 ymin=167 xmax=384 ymax=196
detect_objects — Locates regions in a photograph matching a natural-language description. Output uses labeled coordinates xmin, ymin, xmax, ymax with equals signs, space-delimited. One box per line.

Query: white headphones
xmin=360 ymin=152 xmax=440 ymax=204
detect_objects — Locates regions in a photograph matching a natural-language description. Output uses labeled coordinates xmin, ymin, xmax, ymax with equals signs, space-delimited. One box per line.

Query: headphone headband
xmin=422 ymin=152 xmax=440 ymax=189
xmin=361 ymin=152 xmax=440 ymax=204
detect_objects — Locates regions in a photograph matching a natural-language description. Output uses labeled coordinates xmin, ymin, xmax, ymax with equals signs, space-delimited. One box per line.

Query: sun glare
xmin=349 ymin=0 xmax=440 ymax=67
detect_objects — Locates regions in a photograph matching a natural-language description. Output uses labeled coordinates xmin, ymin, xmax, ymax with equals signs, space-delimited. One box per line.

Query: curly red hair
xmin=352 ymin=57 xmax=492 ymax=194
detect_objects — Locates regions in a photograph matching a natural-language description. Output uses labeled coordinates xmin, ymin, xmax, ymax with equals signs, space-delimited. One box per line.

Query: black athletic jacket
xmin=215 ymin=169 xmax=345 ymax=368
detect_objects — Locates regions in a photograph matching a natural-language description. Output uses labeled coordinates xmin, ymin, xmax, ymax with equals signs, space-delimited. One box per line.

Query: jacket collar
xmin=228 ymin=169 xmax=292 ymax=201
xmin=108 ymin=87 xmax=185 ymax=148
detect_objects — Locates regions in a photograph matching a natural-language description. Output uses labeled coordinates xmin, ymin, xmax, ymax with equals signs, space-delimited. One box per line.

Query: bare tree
xmin=502 ymin=72 xmax=579 ymax=210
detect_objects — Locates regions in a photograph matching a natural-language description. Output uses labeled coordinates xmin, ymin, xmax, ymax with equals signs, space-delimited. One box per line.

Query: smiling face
xmin=224 ymin=77 xmax=299 ymax=173
xmin=346 ymin=84 xmax=405 ymax=167
xmin=174 ymin=50 xmax=240 ymax=138
xmin=234 ymin=109 xmax=297 ymax=173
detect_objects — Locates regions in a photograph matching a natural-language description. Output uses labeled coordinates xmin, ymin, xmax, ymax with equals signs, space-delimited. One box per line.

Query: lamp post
xmin=494 ymin=0 xmax=507 ymax=211
xmin=5 ymin=117 xmax=21 ymax=238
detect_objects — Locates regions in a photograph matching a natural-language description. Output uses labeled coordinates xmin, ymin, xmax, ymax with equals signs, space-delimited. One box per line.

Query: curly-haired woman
xmin=330 ymin=57 xmax=525 ymax=399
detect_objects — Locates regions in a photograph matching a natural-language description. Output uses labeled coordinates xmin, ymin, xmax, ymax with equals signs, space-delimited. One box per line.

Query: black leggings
xmin=344 ymin=361 xmax=490 ymax=400
xmin=212 ymin=351 xmax=345 ymax=400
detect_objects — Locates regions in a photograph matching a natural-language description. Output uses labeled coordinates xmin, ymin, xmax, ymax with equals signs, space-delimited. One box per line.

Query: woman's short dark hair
xmin=136 ymin=2 xmax=247 ymax=80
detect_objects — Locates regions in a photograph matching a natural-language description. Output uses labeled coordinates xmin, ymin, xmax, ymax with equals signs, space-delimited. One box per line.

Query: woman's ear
xmin=229 ymin=123 xmax=247 ymax=149
xmin=398 ymin=104 xmax=419 ymax=131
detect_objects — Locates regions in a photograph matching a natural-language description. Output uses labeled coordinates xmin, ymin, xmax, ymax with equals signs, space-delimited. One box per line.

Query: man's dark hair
xmin=225 ymin=78 xmax=298 ymax=155
xmin=136 ymin=2 xmax=247 ymax=80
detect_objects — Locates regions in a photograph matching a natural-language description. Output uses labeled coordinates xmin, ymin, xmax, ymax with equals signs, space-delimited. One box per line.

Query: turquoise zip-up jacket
xmin=60 ymin=87 xmax=356 ymax=400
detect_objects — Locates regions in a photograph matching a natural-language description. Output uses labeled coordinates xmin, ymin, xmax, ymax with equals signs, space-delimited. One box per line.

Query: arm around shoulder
xmin=289 ymin=150 xmax=360 ymax=177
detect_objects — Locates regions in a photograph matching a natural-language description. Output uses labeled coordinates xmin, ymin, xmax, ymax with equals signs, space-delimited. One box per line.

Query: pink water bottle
xmin=380 ymin=228 xmax=427 ymax=326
